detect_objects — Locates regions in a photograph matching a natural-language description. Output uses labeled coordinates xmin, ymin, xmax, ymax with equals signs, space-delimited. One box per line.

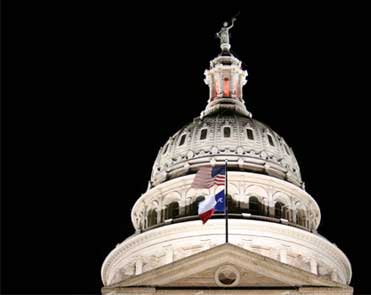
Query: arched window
xmin=296 ymin=209 xmax=306 ymax=227
xmin=147 ymin=209 xmax=157 ymax=227
xmin=275 ymin=202 xmax=285 ymax=219
xmin=284 ymin=144 xmax=290 ymax=155
xmin=249 ymin=196 xmax=261 ymax=215
xmin=223 ymin=78 xmax=230 ymax=97
xmin=190 ymin=196 xmax=205 ymax=216
xmin=179 ymin=134 xmax=186 ymax=146
xmin=223 ymin=127 xmax=231 ymax=138
xmin=239 ymin=200 xmax=249 ymax=210
xmin=246 ymin=128 xmax=254 ymax=140
xmin=163 ymin=143 xmax=169 ymax=154
xmin=166 ymin=202 xmax=179 ymax=219
xmin=200 ymin=129 xmax=208 ymax=140
xmin=267 ymin=134 xmax=275 ymax=146
xmin=228 ymin=194 xmax=239 ymax=213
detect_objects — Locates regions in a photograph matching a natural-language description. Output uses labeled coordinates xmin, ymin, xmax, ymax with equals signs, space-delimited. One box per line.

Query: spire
xmin=201 ymin=18 xmax=250 ymax=118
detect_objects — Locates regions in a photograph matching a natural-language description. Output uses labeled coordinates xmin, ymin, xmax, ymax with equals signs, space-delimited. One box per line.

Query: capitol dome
xmin=151 ymin=112 xmax=302 ymax=188
xmin=131 ymin=51 xmax=318 ymax=234
xmin=101 ymin=27 xmax=352 ymax=293
xmin=151 ymin=53 xmax=302 ymax=189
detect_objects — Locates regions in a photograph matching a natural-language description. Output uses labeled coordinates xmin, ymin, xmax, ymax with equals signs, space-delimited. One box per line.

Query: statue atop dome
xmin=216 ymin=17 xmax=237 ymax=52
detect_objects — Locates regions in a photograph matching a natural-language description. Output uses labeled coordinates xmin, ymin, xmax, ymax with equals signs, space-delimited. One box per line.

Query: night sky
xmin=2 ymin=2 xmax=371 ymax=294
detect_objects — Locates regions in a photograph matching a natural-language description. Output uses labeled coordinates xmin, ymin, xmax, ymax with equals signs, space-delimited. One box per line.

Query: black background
xmin=2 ymin=2 xmax=371 ymax=294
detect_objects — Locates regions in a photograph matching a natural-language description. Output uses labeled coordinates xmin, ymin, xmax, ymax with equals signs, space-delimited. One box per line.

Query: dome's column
xmin=185 ymin=196 xmax=192 ymax=216
xmin=288 ymin=199 xmax=294 ymax=223
xmin=292 ymin=204 xmax=297 ymax=223
xmin=141 ymin=205 xmax=146 ymax=230
xmin=204 ymin=59 xmax=247 ymax=102
xmin=231 ymin=70 xmax=240 ymax=99
xmin=208 ymin=75 xmax=214 ymax=100
xmin=161 ymin=204 xmax=167 ymax=222
xmin=143 ymin=206 xmax=148 ymax=229
xmin=179 ymin=198 xmax=187 ymax=216
xmin=268 ymin=195 xmax=275 ymax=217
xmin=202 ymin=54 xmax=250 ymax=118
xmin=156 ymin=201 xmax=162 ymax=225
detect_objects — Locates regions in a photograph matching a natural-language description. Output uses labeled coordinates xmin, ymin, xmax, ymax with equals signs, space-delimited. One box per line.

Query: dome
xmin=102 ymin=27 xmax=352 ymax=291
xmin=150 ymin=52 xmax=303 ymax=189
xmin=151 ymin=111 xmax=302 ymax=188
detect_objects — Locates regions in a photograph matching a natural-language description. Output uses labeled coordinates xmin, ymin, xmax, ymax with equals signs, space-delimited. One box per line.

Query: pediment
xmin=163 ymin=264 xmax=288 ymax=288
xmin=105 ymin=243 xmax=350 ymax=292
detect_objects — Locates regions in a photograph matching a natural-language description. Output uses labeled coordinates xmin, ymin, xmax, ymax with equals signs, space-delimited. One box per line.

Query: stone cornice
xmin=102 ymin=245 xmax=352 ymax=295
xmin=112 ymin=244 xmax=342 ymax=287
xmin=101 ymin=219 xmax=351 ymax=286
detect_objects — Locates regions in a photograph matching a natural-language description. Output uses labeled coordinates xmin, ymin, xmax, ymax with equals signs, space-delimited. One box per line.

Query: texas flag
xmin=198 ymin=190 xmax=225 ymax=224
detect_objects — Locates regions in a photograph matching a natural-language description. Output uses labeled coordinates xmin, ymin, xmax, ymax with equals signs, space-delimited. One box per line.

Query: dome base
xmin=101 ymin=219 xmax=351 ymax=286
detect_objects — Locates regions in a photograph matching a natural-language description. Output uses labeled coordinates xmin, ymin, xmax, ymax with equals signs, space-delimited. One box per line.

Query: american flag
xmin=191 ymin=166 xmax=226 ymax=189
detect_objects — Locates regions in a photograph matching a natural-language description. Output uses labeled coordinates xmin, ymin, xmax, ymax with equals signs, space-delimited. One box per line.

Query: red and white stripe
xmin=214 ymin=175 xmax=226 ymax=186
xmin=198 ymin=195 xmax=217 ymax=224
xmin=191 ymin=167 xmax=214 ymax=189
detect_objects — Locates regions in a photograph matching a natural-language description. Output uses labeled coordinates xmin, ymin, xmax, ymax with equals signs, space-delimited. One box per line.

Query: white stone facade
xmin=133 ymin=172 xmax=318 ymax=232
xmin=102 ymin=219 xmax=351 ymax=285
xmin=102 ymin=173 xmax=351 ymax=287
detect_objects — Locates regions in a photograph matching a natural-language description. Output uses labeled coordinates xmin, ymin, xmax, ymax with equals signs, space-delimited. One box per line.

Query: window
xmin=190 ymin=196 xmax=205 ymax=216
xmin=284 ymin=144 xmax=290 ymax=155
xmin=240 ymin=200 xmax=249 ymax=210
xmin=223 ymin=127 xmax=231 ymax=138
xmin=163 ymin=143 xmax=169 ymax=154
xmin=296 ymin=209 xmax=306 ymax=227
xmin=147 ymin=209 xmax=157 ymax=227
xmin=249 ymin=196 xmax=261 ymax=215
xmin=179 ymin=134 xmax=186 ymax=146
xmin=166 ymin=202 xmax=179 ymax=219
xmin=275 ymin=202 xmax=284 ymax=219
xmin=223 ymin=78 xmax=230 ymax=97
xmin=267 ymin=134 xmax=275 ymax=146
xmin=200 ymin=129 xmax=208 ymax=140
xmin=246 ymin=128 xmax=254 ymax=140
xmin=228 ymin=194 xmax=240 ymax=213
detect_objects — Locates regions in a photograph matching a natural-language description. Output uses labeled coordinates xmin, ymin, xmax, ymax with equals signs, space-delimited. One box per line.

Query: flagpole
xmin=225 ymin=159 xmax=228 ymax=243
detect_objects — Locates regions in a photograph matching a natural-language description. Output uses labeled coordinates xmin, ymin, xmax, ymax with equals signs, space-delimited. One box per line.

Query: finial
xmin=216 ymin=14 xmax=238 ymax=53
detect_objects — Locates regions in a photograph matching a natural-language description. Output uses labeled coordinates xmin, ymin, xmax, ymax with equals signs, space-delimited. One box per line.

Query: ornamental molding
xmin=132 ymin=172 xmax=321 ymax=229
xmin=101 ymin=219 xmax=351 ymax=286
xmin=152 ymin=115 xmax=302 ymax=187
